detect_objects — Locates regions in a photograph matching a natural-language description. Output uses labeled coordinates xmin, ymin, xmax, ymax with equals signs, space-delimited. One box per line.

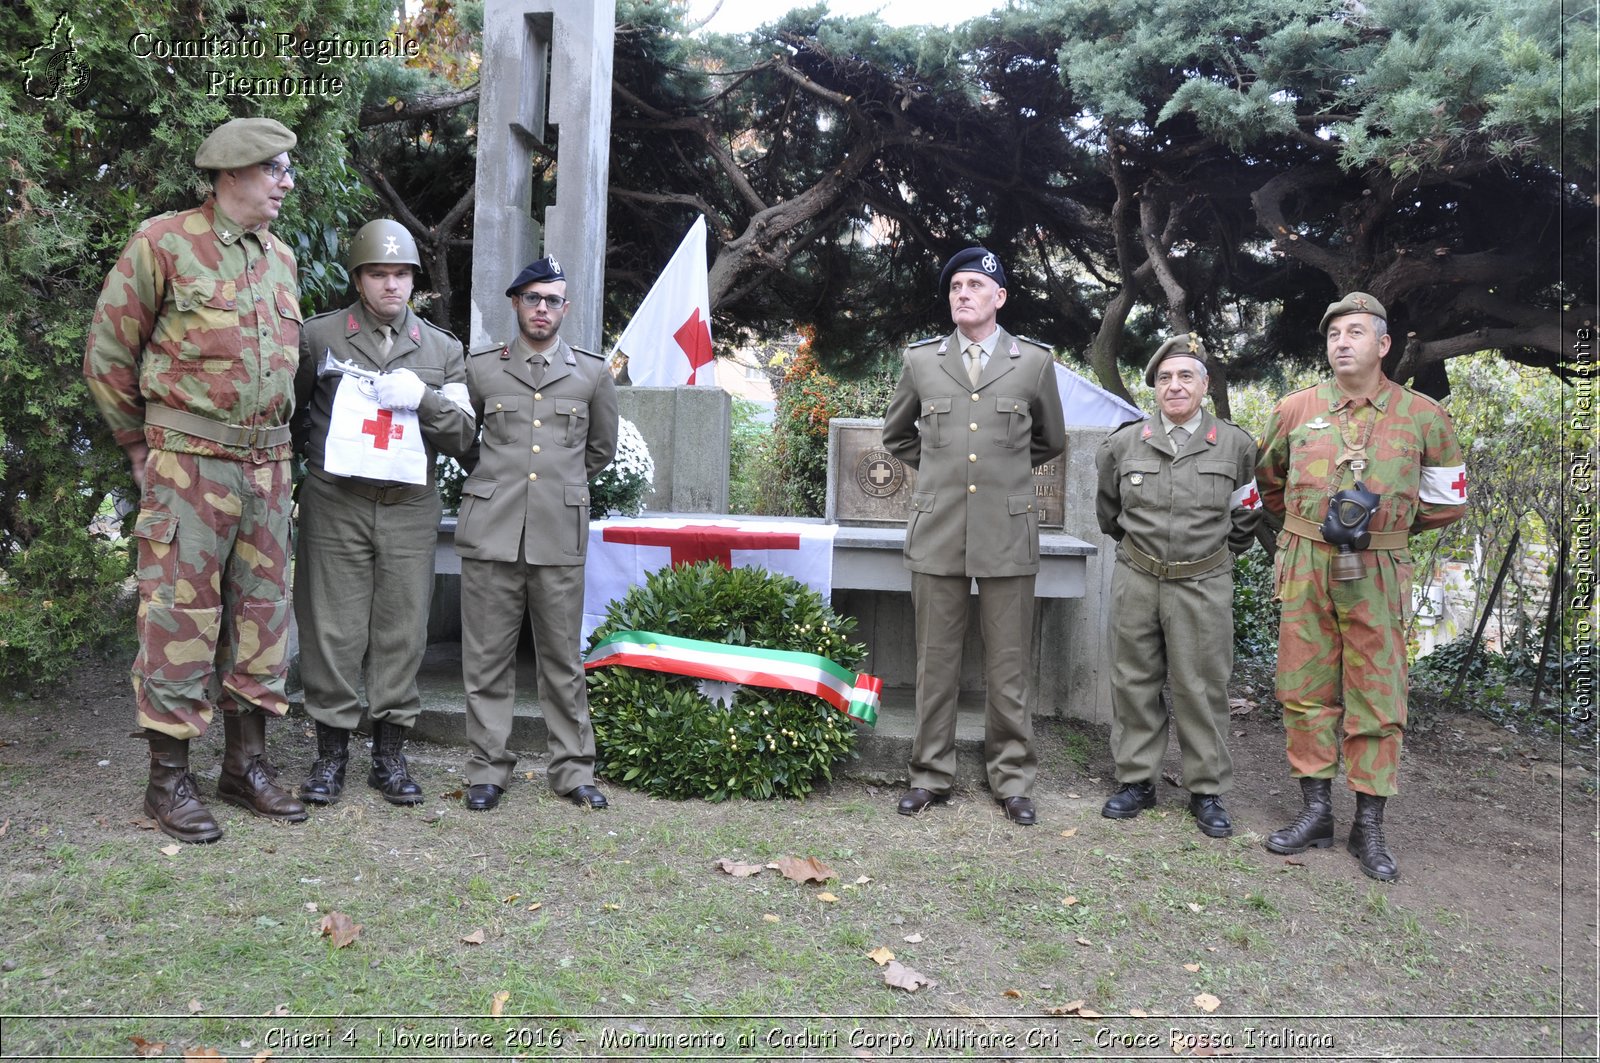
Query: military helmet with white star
xmin=348 ymin=218 xmax=420 ymax=272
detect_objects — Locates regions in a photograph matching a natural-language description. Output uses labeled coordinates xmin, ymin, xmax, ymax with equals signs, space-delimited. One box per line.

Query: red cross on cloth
xmin=603 ymin=523 xmax=801 ymax=568
xmin=361 ymin=409 xmax=404 ymax=450
xmin=674 ymin=307 xmax=715 ymax=385
xmin=1241 ymin=486 xmax=1260 ymax=507
xmin=1451 ymin=471 xmax=1467 ymax=498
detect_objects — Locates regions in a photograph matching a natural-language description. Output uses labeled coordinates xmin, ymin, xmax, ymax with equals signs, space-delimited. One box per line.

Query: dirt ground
xmin=1 ymin=651 xmax=1597 ymax=1059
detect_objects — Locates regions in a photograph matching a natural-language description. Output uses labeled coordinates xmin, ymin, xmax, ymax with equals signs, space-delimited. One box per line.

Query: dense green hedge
xmin=586 ymin=561 xmax=864 ymax=800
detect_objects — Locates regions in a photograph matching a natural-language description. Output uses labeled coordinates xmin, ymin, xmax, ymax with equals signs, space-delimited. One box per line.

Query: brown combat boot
xmin=144 ymin=732 xmax=223 ymax=844
xmin=217 ymin=713 xmax=308 ymax=822
xmin=300 ymin=722 xmax=350 ymax=805
xmin=367 ymin=719 xmax=424 ymax=806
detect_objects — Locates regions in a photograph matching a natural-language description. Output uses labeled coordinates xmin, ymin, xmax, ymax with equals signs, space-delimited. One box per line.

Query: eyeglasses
xmin=259 ymin=161 xmax=296 ymax=183
xmin=516 ymin=292 xmax=568 ymax=310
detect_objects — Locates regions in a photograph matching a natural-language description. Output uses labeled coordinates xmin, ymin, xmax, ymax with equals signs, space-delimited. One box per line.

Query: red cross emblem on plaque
xmin=603 ymin=523 xmax=801 ymax=568
xmin=362 ymin=409 xmax=404 ymax=450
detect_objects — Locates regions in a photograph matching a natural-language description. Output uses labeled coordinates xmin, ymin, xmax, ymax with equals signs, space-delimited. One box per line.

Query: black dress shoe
xmin=465 ymin=784 xmax=504 ymax=811
xmin=1101 ymin=780 xmax=1157 ymax=819
xmin=897 ymin=787 xmax=948 ymax=816
xmin=1189 ymin=794 xmax=1233 ymax=838
xmin=998 ymin=795 xmax=1037 ymax=826
xmin=564 ymin=784 xmax=609 ymax=809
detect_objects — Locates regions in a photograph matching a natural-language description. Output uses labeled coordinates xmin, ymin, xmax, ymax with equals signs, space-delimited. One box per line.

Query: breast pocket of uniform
xmin=558 ymin=399 xmax=589 ymax=448
xmin=1119 ymin=458 xmax=1162 ymax=511
xmin=481 ymin=396 xmax=523 ymax=447
xmin=1196 ymin=459 xmax=1237 ymax=509
xmin=993 ymin=396 xmax=1031 ymax=450
xmin=165 ymin=277 xmax=242 ymax=364
xmin=273 ymin=285 xmax=302 ymax=353
xmin=918 ymin=397 xmax=952 ymax=449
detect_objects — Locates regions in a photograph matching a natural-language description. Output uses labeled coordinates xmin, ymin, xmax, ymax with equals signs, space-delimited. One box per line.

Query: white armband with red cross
xmin=1420 ymin=464 xmax=1468 ymax=505
xmin=1229 ymin=478 xmax=1263 ymax=510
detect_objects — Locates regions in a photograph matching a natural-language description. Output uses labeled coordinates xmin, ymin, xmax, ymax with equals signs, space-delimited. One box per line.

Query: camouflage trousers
xmin=1274 ymin=532 xmax=1411 ymax=796
xmin=129 ymin=451 xmax=292 ymax=739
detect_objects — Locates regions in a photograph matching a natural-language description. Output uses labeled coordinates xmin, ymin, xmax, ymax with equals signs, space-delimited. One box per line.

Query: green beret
xmin=194 ymin=117 xmax=296 ymax=170
xmin=1143 ymin=333 xmax=1208 ymax=386
xmin=1318 ymin=291 xmax=1387 ymax=334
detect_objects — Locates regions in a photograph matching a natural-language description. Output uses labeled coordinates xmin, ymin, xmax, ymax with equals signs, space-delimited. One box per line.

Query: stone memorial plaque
xmin=826 ymin=418 xmax=1066 ymax=528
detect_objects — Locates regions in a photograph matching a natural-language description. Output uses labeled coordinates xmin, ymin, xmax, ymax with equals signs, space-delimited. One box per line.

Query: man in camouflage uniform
xmin=83 ymin=117 xmax=308 ymax=843
xmin=454 ymin=256 xmax=618 ymax=813
xmin=881 ymin=247 xmax=1067 ymax=827
xmin=1095 ymin=335 xmax=1262 ymax=838
xmin=1256 ymin=292 xmax=1467 ymax=880
xmin=292 ymin=220 xmax=475 ymax=807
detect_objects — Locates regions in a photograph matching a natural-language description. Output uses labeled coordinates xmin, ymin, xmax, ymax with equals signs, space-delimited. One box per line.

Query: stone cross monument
xmin=471 ymin=0 xmax=616 ymax=352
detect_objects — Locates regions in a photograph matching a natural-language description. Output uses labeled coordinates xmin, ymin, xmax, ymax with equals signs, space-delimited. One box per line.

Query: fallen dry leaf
xmin=867 ymin=947 xmax=895 ymax=966
xmin=1061 ymin=895 xmax=1079 ymax=907
xmin=526 ymin=901 xmax=543 ymax=912
xmin=816 ymin=891 xmax=840 ymax=903
xmin=183 ymin=1050 xmax=224 ymax=1061
xmin=602 ymin=903 xmax=621 ymax=911
xmin=270 ymin=1004 xmax=291 ymax=1017
xmin=1228 ymin=697 xmax=1256 ymax=715
xmin=1186 ymin=902 xmax=1203 ymax=913
xmin=902 ymin=932 xmax=923 ymax=943
xmin=0 ymin=819 xmax=8 ymax=837
xmin=130 ymin=817 xmax=158 ymax=831
xmin=160 ymin=843 xmax=182 ymax=857
xmin=773 ymin=855 xmax=836 ymax=884
xmin=502 ymin=893 xmax=520 ymax=904
xmin=490 ymin=990 xmax=510 ymax=1017
xmin=129 ymin=1036 xmax=167 ymax=1057
xmin=1183 ymin=963 xmax=1202 ymax=973
xmin=714 ymin=858 xmax=764 ymax=878
xmin=1193 ymin=991 xmax=1222 ymax=1013
xmin=1002 ymin=988 xmax=1023 ymax=999
xmin=1044 ymin=999 xmax=1099 ymax=1017
xmin=252 ymin=1051 xmax=273 ymax=1063
xmin=1129 ymin=1008 xmax=1149 ymax=1018
xmin=1283 ymin=857 xmax=1306 ymax=867
xmin=1060 ymin=828 xmax=1079 ymax=838
xmin=1161 ymin=769 xmax=1184 ymax=787
xmin=762 ymin=914 xmax=780 ymax=923
xmin=882 ymin=960 xmax=930 ymax=992
xmin=460 ymin=928 xmax=486 ymax=945
xmin=188 ymin=999 xmax=203 ymax=1014
xmin=854 ymin=875 xmax=872 ymax=885
xmin=441 ymin=788 xmax=464 ymax=799
xmin=1075 ymin=936 xmax=1092 ymax=947
xmin=318 ymin=912 xmax=362 ymax=949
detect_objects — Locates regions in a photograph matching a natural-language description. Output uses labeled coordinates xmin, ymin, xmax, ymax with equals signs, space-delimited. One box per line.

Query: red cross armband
xmin=1419 ymin=465 xmax=1468 ymax=505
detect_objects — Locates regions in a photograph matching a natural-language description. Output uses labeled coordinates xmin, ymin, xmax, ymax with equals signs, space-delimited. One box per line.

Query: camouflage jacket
xmin=1256 ymin=378 xmax=1467 ymax=540
xmin=83 ymin=198 xmax=302 ymax=461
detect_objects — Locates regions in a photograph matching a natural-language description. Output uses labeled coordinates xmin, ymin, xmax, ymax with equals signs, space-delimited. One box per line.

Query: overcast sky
xmin=684 ymin=0 xmax=1009 ymax=33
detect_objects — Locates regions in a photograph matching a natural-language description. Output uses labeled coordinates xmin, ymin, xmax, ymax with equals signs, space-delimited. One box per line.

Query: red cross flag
xmin=612 ymin=216 xmax=714 ymax=386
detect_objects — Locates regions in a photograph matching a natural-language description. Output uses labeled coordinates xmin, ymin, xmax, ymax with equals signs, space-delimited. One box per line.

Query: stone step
xmin=400 ymin=641 xmax=991 ymax=787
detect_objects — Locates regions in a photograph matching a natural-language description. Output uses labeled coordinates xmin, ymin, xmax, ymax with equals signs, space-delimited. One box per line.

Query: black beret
xmin=504 ymin=255 xmax=566 ymax=295
xmin=194 ymin=117 xmax=296 ymax=170
xmin=938 ymin=247 xmax=1005 ymax=294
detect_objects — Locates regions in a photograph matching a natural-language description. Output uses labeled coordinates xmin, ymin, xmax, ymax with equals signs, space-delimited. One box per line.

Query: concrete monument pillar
xmin=472 ymin=0 xmax=615 ymax=351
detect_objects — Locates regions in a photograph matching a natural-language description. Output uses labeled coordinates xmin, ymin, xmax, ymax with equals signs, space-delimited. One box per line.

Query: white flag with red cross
xmin=611 ymin=216 xmax=715 ymax=386
xmin=322 ymin=376 xmax=428 ymax=484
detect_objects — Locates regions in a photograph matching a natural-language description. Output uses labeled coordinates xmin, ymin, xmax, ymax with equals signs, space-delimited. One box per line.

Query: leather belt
xmin=1119 ymin=540 xmax=1231 ymax=581
xmin=144 ymin=404 xmax=291 ymax=449
xmin=308 ymin=466 xmax=433 ymax=504
xmin=1283 ymin=511 xmax=1409 ymax=551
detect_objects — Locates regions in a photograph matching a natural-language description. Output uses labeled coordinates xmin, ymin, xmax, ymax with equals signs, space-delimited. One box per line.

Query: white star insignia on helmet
xmin=383 ymin=236 xmax=400 ymax=256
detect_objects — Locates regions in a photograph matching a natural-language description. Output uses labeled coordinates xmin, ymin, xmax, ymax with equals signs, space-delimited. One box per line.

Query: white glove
xmin=374 ymin=368 xmax=425 ymax=411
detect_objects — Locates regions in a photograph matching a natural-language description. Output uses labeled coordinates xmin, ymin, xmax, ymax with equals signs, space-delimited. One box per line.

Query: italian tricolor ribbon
xmin=584 ymin=630 xmax=881 ymax=727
